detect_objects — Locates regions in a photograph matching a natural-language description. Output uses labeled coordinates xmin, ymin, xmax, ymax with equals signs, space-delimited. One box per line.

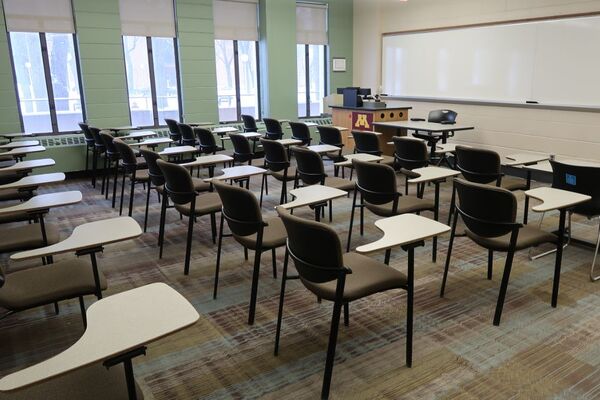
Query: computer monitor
xmin=337 ymin=86 xmax=360 ymax=95
xmin=343 ymin=88 xmax=363 ymax=108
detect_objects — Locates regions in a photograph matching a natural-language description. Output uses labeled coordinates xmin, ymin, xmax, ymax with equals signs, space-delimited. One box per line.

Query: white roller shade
xmin=296 ymin=2 xmax=327 ymax=45
xmin=119 ymin=0 xmax=176 ymax=38
xmin=3 ymin=0 xmax=75 ymax=33
xmin=213 ymin=0 xmax=258 ymax=42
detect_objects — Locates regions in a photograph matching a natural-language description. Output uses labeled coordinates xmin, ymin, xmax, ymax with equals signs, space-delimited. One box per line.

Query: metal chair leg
xmin=321 ymin=300 xmax=343 ymax=400
xmin=274 ymin=248 xmax=289 ymax=356
xmin=487 ymin=250 xmax=493 ymax=280
xmin=346 ymin=190 xmax=358 ymax=253
xmin=440 ymin=209 xmax=458 ymax=297
xmin=529 ymin=212 xmax=571 ymax=260
xmin=271 ymin=248 xmax=278 ymax=279
xmin=112 ymin=160 xmax=119 ymax=208
xmin=590 ymin=223 xmax=600 ymax=281
xmin=248 ymin=245 xmax=263 ymax=325
xmin=119 ymin=173 xmax=126 ymax=216
xmin=214 ymin=214 xmax=225 ymax=299
xmin=493 ymin=230 xmax=519 ymax=326
xmin=183 ymin=210 xmax=195 ymax=275
xmin=158 ymin=194 xmax=168 ymax=258
xmin=143 ymin=184 xmax=152 ymax=233
xmin=343 ymin=302 xmax=349 ymax=327
xmin=79 ymin=296 xmax=87 ymax=328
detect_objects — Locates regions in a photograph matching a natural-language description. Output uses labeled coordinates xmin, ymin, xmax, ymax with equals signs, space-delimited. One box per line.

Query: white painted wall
xmin=353 ymin=0 xmax=600 ymax=161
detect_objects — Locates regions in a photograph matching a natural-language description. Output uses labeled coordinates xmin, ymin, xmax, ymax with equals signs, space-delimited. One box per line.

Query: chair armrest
xmin=399 ymin=168 xmax=420 ymax=179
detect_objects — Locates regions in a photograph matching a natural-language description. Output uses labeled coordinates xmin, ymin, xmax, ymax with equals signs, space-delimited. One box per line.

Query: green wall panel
xmin=73 ymin=0 xmax=130 ymax=127
xmin=328 ymin=0 xmax=354 ymax=91
xmin=0 ymin=1 xmax=22 ymax=134
xmin=259 ymin=0 xmax=298 ymax=120
xmin=176 ymin=0 xmax=219 ymax=124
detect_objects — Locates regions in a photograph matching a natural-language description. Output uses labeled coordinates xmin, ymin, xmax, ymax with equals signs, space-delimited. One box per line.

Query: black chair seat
xmin=466 ymin=225 xmax=557 ymax=252
xmin=0 ymin=259 xmax=107 ymax=311
xmin=302 ymin=252 xmax=407 ymax=302
xmin=323 ymin=152 xmax=345 ymax=162
xmin=233 ymin=216 xmax=287 ymax=251
xmin=380 ymin=155 xmax=395 ymax=166
xmin=271 ymin=167 xmax=296 ymax=182
xmin=0 ymin=188 xmax=36 ymax=202
xmin=0 ymin=223 xmax=60 ymax=253
xmin=174 ymin=192 xmax=222 ymax=217
xmin=500 ymin=176 xmax=528 ymax=191
xmin=157 ymin=177 xmax=210 ymax=194
xmin=324 ymin=176 xmax=354 ymax=191
xmin=366 ymin=196 xmax=434 ymax=217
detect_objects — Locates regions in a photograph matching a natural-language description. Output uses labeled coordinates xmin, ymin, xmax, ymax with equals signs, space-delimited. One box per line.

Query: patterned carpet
xmin=1 ymin=161 xmax=600 ymax=399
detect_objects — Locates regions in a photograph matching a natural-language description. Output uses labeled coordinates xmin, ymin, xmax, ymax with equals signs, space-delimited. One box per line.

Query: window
xmin=215 ymin=40 xmax=259 ymax=122
xmin=4 ymin=0 xmax=84 ymax=133
xmin=213 ymin=0 xmax=260 ymax=122
xmin=297 ymin=44 xmax=326 ymax=118
xmin=296 ymin=2 xmax=328 ymax=118
xmin=123 ymin=36 xmax=180 ymax=127
xmin=120 ymin=0 xmax=180 ymax=126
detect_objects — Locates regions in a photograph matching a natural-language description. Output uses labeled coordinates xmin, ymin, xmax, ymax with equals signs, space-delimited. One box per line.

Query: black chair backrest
xmin=230 ymin=133 xmax=253 ymax=164
xmin=352 ymin=130 xmax=381 ymax=155
xmin=165 ymin=119 xmax=181 ymax=136
xmin=455 ymin=146 xmax=501 ymax=185
xmin=89 ymin=127 xmax=104 ymax=148
xmin=353 ymin=159 xmax=398 ymax=206
xmin=195 ymin=127 xmax=219 ymax=153
xmin=428 ymin=109 xmax=457 ymax=124
xmin=317 ymin=126 xmax=343 ymax=147
xmin=263 ymin=118 xmax=283 ymax=135
xmin=99 ymin=131 xmax=118 ymax=156
xmin=113 ymin=138 xmax=138 ymax=170
xmin=454 ymin=178 xmax=518 ymax=238
xmin=213 ymin=181 xmax=263 ymax=237
xmin=550 ymin=160 xmax=600 ymax=217
xmin=289 ymin=121 xmax=311 ymax=145
xmin=260 ymin=138 xmax=289 ymax=173
xmin=79 ymin=122 xmax=95 ymax=145
xmin=241 ymin=114 xmax=258 ymax=132
xmin=277 ymin=207 xmax=348 ymax=284
xmin=139 ymin=148 xmax=165 ymax=187
xmin=292 ymin=146 xmax=325 ymax=185
xmin=392 ymin=137 xmax=428 ymax=170
xmin=177 ymin=123 xmax=196 ymax=146
xmin=156 ymin=159 xmax=196 ymax=205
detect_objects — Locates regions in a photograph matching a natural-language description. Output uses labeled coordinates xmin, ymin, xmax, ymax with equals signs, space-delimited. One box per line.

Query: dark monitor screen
xmin=358 ymin=88 xmax=371 ymax=96
xmin=337 ymin=87 xmax=359 ymax=95
xmin=343 ymin=88 xmax=363 ymax=108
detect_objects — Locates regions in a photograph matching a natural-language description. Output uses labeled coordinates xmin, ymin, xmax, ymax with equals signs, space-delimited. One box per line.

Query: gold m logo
xmin=354 ymin=114 xmax=370 ymax=129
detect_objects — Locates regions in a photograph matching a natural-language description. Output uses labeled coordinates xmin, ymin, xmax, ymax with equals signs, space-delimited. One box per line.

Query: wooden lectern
xmin=330 ymin=104 xmax=412 ymax=155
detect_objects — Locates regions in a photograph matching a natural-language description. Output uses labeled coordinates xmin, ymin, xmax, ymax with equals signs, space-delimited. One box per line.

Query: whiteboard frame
xmin=380 ymin=11 xmax=600 ymax=112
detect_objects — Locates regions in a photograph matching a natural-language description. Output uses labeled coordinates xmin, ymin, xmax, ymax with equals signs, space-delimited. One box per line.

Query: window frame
xmin=122 ymin=35 xmax=183 ymax=128
xmin=7 ymin=31 xmax=86 ymax=134
xmin=215 ymin=39 xmax=261 ymax=124
xmin=298 ymin=43 xmax=328 ymax=119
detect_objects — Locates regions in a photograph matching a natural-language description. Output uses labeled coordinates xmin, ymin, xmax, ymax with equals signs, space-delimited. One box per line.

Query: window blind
xmin=213 ymin=0 xmax=259 ymax=42
xmin=3 ymin=0 xmax=75 ymax=33
xmin=296 ymin=2 xmax=328 ymax=45
xmin=119 ymin=0 xmax=176 ymax=38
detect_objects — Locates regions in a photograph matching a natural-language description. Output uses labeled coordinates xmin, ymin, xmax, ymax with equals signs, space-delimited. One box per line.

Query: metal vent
xmin=39 ymin=135 xmax=86 ymax=148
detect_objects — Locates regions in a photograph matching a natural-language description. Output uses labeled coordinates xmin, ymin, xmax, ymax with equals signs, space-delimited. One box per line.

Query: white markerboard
xmin=382 ymin=15 xmax=600 ymax=108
